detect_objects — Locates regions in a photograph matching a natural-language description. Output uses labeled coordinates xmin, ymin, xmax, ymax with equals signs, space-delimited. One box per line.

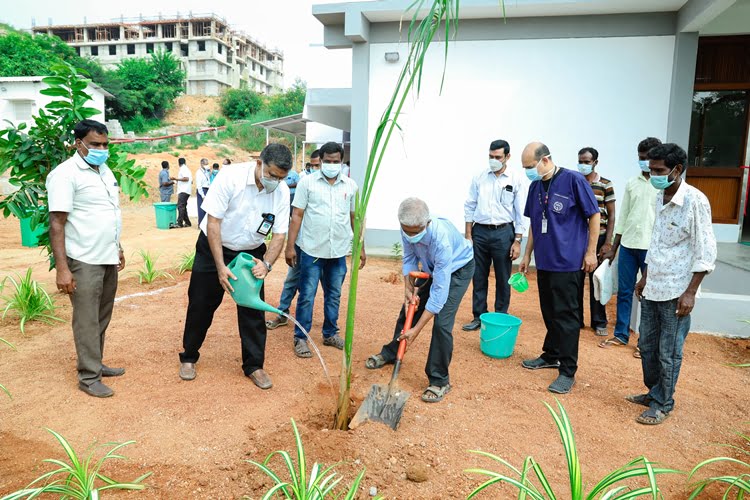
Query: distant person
xmin=285 ymin=142 xmax=364 ymax=357
xmin=366 ymin=198 xmax=474 ymax=403
xmin=630 ymin=143 xmax=716 ymax=425
xmin=576 ymin=147 xmax=616 ymax=337
xmin=285 ymin=165 xmax=300 ymax=212
xmin=175 ymin=157 xmax=193 ymax=228
xmin=196 ymin=158 xmax=212 ymax=225
xmin=159 ymin=160 xmax=175 ymax=202
xmin=178 ymin=143 xmax=293 ymax=389
xmin=599 ymin=137 xmax=661 ymax=354
xmin=211 ymin=163 xmax=220 ymax=183
xmin=518 ymin=142 xmax=600 ymax=395
xmin=462 ymin=139 xmax=527 ymax=332
xmin=46 ymin=119 xmax=125 ymax=398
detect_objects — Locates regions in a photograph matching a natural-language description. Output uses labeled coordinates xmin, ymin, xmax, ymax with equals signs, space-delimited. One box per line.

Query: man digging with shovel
xmin=364 ymin=198 xmax=474 ymax=405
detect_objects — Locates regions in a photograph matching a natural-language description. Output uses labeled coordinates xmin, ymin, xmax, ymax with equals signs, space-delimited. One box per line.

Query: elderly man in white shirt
xmin=175 ymin=157 xmax=193 ymax=227
xmin=631 ymin=143 xmax=717 ymax=426
xmin=47 ymin=119 xmax=125 ymax=398
xmin=178 ymin=143 xmax=292 ymax=390
xmin=285 ymin=142 xmax=366 ymax=358
xmin=462 ymin=139 xmax=528 ymax=331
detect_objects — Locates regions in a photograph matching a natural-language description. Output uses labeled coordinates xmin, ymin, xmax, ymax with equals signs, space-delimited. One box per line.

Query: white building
xmin=308 ymin=0 xmax=750 ymax=247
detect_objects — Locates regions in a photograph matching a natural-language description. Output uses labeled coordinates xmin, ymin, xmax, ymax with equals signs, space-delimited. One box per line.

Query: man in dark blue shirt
xmin=519 ymin=142 xmax=600 ymax=394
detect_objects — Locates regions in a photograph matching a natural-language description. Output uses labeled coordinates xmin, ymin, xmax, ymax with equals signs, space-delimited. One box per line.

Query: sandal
xmin=293 ymin=338 xmax=313 ymax=359
xmin=625 ymin=393 xmax=653 ymax=407
xmin=636 ymin=408 xmax=670 ymax=425
xmin=365 ymin=354 xmax=387 ymax=370
xmin=633 ymin=347 xmax=642 ymax=359
xmin=599 ymin=337 xmax=626 ymax=348
xmin=421 ymin=384 xmax=451 ymax=403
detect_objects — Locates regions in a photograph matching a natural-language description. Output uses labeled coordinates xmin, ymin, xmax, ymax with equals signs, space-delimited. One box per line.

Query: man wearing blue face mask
xmin=285 ymin=142 xmax=365 ymax=358
xmin=576 ymin=147 xmax=616 ymax=337
xmin=628 ymin=143 xmax=716 ymax=425
xmin=47 ymin=119 xmax=125 ymax=398
xmin=599 ymin=137 xmax=661 ymax=355
xmin=365 ymin=198 xmax=474 ymax=403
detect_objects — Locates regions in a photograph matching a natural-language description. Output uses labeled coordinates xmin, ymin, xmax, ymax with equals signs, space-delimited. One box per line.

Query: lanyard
xmin=538 ymin=167 xmax=558 ymax=219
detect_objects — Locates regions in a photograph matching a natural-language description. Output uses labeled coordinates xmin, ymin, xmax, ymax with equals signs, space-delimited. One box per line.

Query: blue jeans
xmin=614 ymin=245 xmax=648 ymax=343
xmin=276 ymin=246 xmax=302 ymax=314
xmin=294 ymin=248 xmax=347 ymax=340
xmin=638 ymin=298 xmax=690 ymax=413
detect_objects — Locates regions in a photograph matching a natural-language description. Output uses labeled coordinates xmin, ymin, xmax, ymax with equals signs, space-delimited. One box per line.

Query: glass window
xmin=127 ymin=44 xmax=135 ymax=55
xmin=90 ymin=46 xmax=98 ymax=56
xmin=689 ymin=90 xmax=750 ymax=167
xmin=109 ymin=45 xmax=116 ymax=55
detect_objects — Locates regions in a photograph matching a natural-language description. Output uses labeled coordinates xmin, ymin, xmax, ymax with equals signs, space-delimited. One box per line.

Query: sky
xmin=0 ymin=0 xmax=358 ymax=89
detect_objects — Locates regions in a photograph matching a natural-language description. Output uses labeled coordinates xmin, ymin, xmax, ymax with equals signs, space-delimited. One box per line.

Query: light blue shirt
xmin=402 ymin=218 xmax=474 ymax=315
xmin=286 ymin=170 xmax=300 ymax=195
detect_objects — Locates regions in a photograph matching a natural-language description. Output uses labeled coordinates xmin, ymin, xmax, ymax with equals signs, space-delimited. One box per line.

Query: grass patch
xmin=120 ymin=116 xmax=163 ymax=134
xmin=177 ymin=250 xmax=195 ymax=274
xmin=1 ymin=268 xmax=63 ymax=334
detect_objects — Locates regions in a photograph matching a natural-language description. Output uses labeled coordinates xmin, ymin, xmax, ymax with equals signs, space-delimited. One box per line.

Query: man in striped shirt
xmin=577 ymin=147 xmax=616 ymax=337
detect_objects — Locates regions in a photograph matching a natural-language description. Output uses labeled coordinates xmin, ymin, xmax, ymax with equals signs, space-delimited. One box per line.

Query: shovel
xmin=349 ymin=271 xmax=431 ymax=431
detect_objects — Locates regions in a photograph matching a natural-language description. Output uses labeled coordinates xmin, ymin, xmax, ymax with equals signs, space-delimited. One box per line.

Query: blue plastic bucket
xmin=479 ymin=312 xmax=522 ymax=359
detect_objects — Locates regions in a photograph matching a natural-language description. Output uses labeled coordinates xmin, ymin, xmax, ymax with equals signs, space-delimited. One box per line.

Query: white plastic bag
xmin=593 ymin=259 xmax=614 ymax=306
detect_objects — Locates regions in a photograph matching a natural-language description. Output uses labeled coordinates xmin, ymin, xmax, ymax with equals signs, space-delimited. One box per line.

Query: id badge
xmin=541 ymin=218 xmax=548 ymax=234
xmin=257 ymin=213 xmax=275 ymax=236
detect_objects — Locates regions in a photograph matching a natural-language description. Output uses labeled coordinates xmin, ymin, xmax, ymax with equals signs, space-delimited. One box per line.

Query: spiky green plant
xmin=466 ymin=400 xmax=678 ymax=499
xmin=247 ymin=419 xmax=373 ymax=499
xmin=132 ymin=250 xmax=173 ymax=284
xmin=1 ymin=268 xmax=64 ymax=334
xmin=336 ymin=0 xmax=483 ymax=430
xmin=0 ymin=428 xmax=150 ymax=500
xmin=177 ymin=249 xmax=195 ymax=274
xmin=0 ymin=336 xmax=15 ymax=399
xmin=688 ymin=425 xmax=750 ymax=498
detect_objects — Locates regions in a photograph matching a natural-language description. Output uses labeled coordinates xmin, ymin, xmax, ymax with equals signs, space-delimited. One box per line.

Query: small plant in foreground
xmin=247 ymin=418 xmax=374 ymax=499
xmin=391 ymin=242 xmax=403 ymax=259
xmin=132 ymin=250 xmax=173 ymax=284
xmin=177 ymin=249 xmax=195 ymax=274
xmin=0 ymin=336 xmax=15 ymax=399
xmin=1 ymin=268 xmax=64 ymax=334
xmin=466 ymin=399 xmax=678 ymax=499
xmin=0 ymin=428 xmax=150 ymax=500
xmin=688 ymin=425 xmax=750 ymax=498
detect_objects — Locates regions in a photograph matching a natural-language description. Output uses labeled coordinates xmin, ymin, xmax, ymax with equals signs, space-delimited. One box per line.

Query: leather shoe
xmin=247 ymin=369 xmax=273 ymax=390
xmin=462 ymin=318 xmax=481 ymax=331
xmin=101 ymin=365 xmax=125 ymax=377
xmin=79 ymin=381 xmax=113 ymax=398
xmin=179 ymin=362 xmax=196 ymax=381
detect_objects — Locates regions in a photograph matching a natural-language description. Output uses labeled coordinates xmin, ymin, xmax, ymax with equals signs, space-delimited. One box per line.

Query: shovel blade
xmin=349 ymin=383 xmax=411 ymax=431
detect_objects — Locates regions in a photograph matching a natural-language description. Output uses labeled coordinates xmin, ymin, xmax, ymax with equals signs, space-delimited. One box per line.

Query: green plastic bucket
xmin=19 ymin=215 xmax=45 ymax=247
xmin=153 ymin=202 xmax=177 ymax=230
xmin=479 ymin=312 xmax=522 ymax=359
xmin=508 ymin=272 xmax=529 ymax=293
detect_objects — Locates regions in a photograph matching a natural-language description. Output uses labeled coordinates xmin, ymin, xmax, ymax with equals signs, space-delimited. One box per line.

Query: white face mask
xmin=489 ymin=159 xmax=504 ymax=172
xmin=321 ymin=163 xmax=342 ymax=178
xmin=260 ymin=164 xmax=280 ymax=193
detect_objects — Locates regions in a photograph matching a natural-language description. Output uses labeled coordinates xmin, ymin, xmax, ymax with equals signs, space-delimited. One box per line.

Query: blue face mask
xmin=321 ymin=163 xmax=341 ymax=179
xmin=577 ymin=163 xmax=593 ymax=176
xmin=649 ymin=167 xmax=676 ymax=190
xmin=525 ymin=167 xmax=541 ymax=182
xmin=81 ymin=142 xmax=109 ymax=166
xmin=402 ymin=227 xmax=427 ymax=244
xmin=639 ymin=160 xmax=650 ymax=172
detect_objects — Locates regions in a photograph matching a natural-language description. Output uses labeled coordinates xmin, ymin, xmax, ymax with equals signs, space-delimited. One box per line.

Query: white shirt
xmin=464 ymin=166 xmax=528 ymax=233
xmin=199 ymin=163 xmax=290 ymax=251
xmin=292 ymin=171 xmax=357 ymax=259
xmin=177 ymin=165 xmax=193 ymax=195
xmin=644 ymin=181 xmax=717 ymax=302
xmin=196 ymin=166 xmax=212 ymax=191
xmin=46 ymin=153 xmax=121 ymax=265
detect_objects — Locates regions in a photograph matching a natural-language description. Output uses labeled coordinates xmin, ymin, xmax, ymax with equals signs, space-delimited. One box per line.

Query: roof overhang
xmin=303 ymin=88 xmax=351 ymax=132
xmin=251 ymin=113 xmax=309 ymax=139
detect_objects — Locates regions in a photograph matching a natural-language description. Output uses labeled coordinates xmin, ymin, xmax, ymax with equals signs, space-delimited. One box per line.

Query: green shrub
xmin=177 ymin=250 xmax=195 ymax=274
xmin=1 ymin=269 xmax=64 ymax=334
xmin=132 ymin=250 xmax=173 ymax=284
xmin=220 ymin=88 xmax=264 ymax=120
xmin=120 ymin=116 xmax=163 ymax=134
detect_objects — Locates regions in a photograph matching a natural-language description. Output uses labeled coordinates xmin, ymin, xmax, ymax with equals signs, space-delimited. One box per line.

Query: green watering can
xmin=227 ymin=253 xmax=283 ymax=315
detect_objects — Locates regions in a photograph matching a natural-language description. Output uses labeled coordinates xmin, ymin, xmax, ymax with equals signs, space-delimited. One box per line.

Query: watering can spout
xmin=227 ymin=253 xmax=283 ymax=315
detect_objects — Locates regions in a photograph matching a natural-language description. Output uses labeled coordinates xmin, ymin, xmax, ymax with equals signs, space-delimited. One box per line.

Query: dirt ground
xmin=163 ymin=96 xmax=222 ymax=127
xmin=1 ymin=202 xmax=749 ymax=499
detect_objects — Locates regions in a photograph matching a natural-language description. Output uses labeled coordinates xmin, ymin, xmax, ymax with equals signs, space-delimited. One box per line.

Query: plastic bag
xmin=593 ymin=259 xmax=614 ymax=306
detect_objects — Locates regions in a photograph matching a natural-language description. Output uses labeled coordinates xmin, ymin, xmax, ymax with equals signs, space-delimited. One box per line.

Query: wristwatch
xmin=514 ymin=237 xmax=522 ymax=243
xmin=262 ymin=260 xmax=272 ymax=271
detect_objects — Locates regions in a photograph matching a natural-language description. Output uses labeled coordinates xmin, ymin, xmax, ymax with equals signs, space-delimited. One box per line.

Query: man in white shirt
xmin=47 ymin=119 xmax=125 ymax=398
xmin=462 ymin=139 xmax=527 ymax=331
xmin=178 ymin=143 xmax=292 ymax=390
xmin=631 ymin=143 xmax=717 ymax=425
xmin=176 ymin=157 xmax=193 ymax=227
xmin=285 ymin=142 xmax=365 ymax=358
xmin=195 ymin=158 xmax=212 ymax=225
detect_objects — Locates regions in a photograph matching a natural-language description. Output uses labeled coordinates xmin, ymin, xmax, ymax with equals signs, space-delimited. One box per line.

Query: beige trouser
xmin=67 ymin=258 xmax=118 ymax=386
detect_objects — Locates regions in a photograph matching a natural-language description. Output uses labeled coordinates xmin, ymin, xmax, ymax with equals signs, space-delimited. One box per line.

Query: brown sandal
xmin=598 ymin=337 xmax=626 ymax=348
xmin=633 ymin=347 xmax=642 ymax=359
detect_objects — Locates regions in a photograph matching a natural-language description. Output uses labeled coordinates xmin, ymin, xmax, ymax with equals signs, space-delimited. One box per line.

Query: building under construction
xmin=32 ymin=13 xmax=284 ymax=96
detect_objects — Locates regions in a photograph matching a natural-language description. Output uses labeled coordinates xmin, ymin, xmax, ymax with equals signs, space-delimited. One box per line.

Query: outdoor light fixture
xmin=384 ymin=52 xmax=400 ymax=63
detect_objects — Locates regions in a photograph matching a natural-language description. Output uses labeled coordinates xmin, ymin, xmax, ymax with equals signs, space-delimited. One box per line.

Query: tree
xmin=0 ymin=33 xmax=70 ymax=76
xmin=266 ymin=79 xmax=306 ymax=118
xmin=220 ymin=88 xmax=265 ymax=120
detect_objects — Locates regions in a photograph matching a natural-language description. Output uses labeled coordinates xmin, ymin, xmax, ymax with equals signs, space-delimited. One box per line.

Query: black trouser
xmin=379 ymin=260 xmax=474 ymax=387
xmin=538 ymin=269 xmax=584 ymax=378
xmin=179 ymin=232 xmax=267 ymax=376
xmin=470 ymin=223 xmax=514 ymax=319
xmin=177 ymin=192 xmax=191 ymax=226
xmin=197 ymin=187 xmax=208 ymax=226
xmin=578 ymin=234 xmax=608 ymax=329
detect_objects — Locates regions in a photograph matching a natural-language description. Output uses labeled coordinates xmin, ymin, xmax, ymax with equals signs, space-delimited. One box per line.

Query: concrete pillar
xmin=349 ymin=42 xmax=370 ymax=191
xmin=666 ymin=32 xmax=699 ymax=147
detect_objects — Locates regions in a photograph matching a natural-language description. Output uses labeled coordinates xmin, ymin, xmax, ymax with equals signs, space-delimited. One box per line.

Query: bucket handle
xmin=481 ymin=325 xmax=516 ymax=343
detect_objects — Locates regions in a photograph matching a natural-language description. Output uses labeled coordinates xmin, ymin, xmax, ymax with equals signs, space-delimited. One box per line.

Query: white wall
xmin=366 ymin=36 xmax=676 ymax=232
